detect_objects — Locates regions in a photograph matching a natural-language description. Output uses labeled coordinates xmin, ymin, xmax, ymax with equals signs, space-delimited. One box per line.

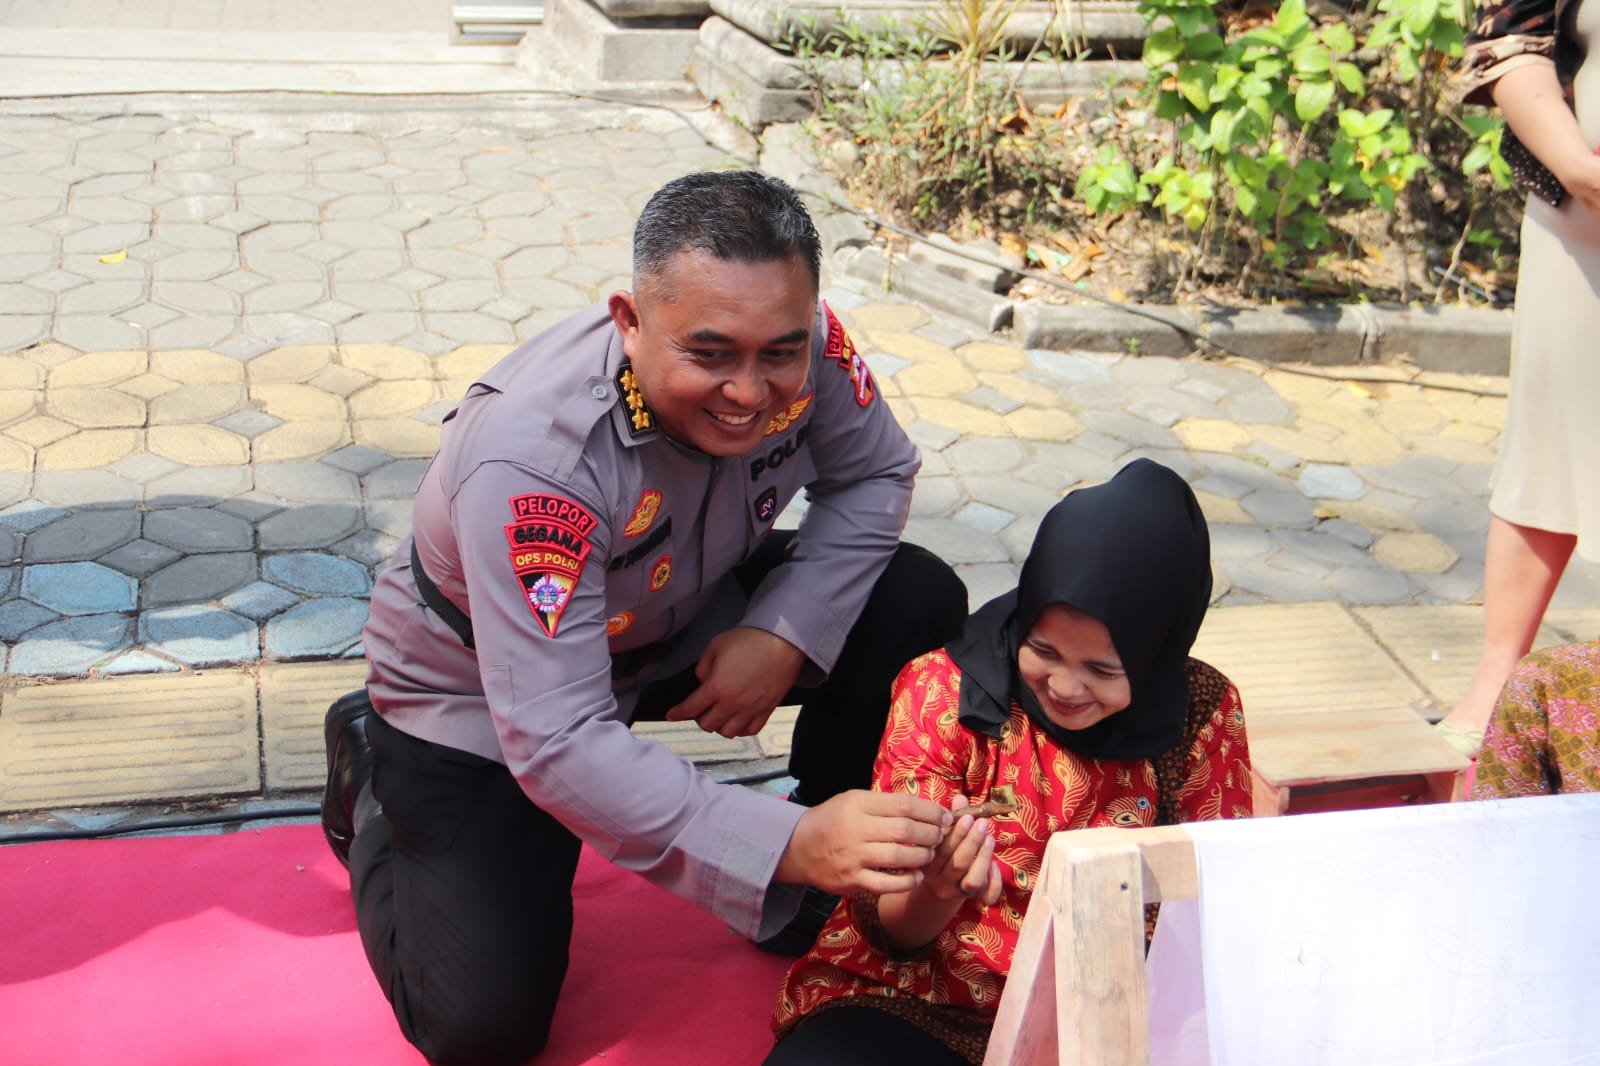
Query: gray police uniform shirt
xmin=361 ymin=301 xmax=919 ymax=941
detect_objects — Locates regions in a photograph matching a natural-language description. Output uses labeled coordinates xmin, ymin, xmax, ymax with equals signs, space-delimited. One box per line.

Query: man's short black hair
xmin=633 ymin=170 xmax=821 ymax=294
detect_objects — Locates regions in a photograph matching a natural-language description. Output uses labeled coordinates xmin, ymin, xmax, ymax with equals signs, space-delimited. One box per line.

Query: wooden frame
xmin=984 ymin=825 xmax=1198 ymax=1066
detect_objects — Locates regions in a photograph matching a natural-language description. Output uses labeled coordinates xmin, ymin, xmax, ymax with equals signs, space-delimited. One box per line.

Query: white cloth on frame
xmin=1147 ymin=794 xmax=1600 ymax=1065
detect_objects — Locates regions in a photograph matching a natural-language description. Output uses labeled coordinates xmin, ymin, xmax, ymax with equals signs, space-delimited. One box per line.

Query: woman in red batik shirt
xmin=765 ymin=459 xmax=1254 ymax=1066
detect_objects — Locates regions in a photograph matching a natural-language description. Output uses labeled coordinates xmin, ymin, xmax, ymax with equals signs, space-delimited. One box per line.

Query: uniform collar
xmin=605 ymin=326 xmax=660 ymax=448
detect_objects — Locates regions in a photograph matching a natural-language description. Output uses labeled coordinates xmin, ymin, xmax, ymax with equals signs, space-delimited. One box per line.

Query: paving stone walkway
xmin=1 ymin=96 xmax=1597 ymax=822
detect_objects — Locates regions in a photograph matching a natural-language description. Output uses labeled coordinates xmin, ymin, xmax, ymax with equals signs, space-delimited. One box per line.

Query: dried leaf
xmin=98 ymin=249 xmax=128 ymax=264
xmin=1313 ymin=505 xmax=1341 ymax=521
xmin=1345 ymin=381 xmax=1372 ymax=399
xmin=1049 ymin=231 xmax=1078 ymax=254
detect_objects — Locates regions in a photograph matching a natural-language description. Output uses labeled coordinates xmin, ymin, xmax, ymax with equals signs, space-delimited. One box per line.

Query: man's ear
xmin=608 ymin=290 xmax=641 ymax=354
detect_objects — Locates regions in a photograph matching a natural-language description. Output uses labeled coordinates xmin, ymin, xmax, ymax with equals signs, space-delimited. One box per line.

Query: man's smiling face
xmin=610 ymin=249 xmax=815 ymax=458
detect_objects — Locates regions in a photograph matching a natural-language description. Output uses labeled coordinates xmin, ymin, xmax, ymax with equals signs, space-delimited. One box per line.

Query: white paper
xmin=1178 ymin=794 xmax=1600 ymax=1065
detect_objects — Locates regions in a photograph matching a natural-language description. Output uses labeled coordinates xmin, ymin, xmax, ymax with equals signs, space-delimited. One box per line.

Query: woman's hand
xmin=920 ymin=795 xmax=1005 ymax=905
xmin=1557 ymin=152 xmax=1600 ymax=218
xmin=875 ymin=795 xmax=1006 ymax=951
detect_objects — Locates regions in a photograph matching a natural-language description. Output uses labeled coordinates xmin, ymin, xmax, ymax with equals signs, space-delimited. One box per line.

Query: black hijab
xmin=947 ymin=458 xmax=1212 ymax=761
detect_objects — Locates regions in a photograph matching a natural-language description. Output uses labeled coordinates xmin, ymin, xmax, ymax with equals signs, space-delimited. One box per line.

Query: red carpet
xmin=0 ymin=823 xmax=792 ymax=1065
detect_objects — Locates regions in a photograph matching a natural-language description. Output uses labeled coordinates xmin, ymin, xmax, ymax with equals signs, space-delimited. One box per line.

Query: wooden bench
xmin=1246 ymin=703 xmax=1471 ymax=814
xmin=1188 ymin=603 xmax=1473 ymax=816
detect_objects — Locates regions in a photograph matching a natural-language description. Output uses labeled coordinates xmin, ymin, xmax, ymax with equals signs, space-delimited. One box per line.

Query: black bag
xmin=1501 ymin=125 xmax=1570 ymax=206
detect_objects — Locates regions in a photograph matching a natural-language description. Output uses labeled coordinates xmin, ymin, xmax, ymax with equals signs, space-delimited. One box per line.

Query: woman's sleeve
xmin=871 ymin=652 xmax=975 ymax=805
xmin=1176 ymin=680 xmax=1254 ymax=823
xmin=1456 ymin=0 xmax=1559 ymax=107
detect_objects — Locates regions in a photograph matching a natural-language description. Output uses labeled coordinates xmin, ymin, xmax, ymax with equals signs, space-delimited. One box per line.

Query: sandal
xmin=1434 ymin=720 xmax=1484 ymax=759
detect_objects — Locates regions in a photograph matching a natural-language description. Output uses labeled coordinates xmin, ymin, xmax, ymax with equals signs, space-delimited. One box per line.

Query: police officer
xmin=322 ymin=170 xmax=969 ymax=1065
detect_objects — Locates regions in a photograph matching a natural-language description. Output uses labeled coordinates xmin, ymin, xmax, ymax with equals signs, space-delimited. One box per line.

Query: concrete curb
xmin=754 ymin=122 xmax=1515 ymax=375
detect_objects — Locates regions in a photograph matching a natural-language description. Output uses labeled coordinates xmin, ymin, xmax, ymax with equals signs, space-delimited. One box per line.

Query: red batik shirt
xmin=772 ymin=649 xmax=1252 ymax=1052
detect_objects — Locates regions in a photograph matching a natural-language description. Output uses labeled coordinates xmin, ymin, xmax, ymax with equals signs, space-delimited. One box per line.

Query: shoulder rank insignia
xmin=616 ymin=362 xmax=655 ymax=437
xmin=822 ymin=302 xmax=874 ymax=408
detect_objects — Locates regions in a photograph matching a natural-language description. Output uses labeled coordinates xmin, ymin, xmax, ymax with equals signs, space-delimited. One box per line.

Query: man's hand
xmin=665 ymin=627 xmax=806 ymax=738
xmin=774 ymin=790 xmax=953 ymax=896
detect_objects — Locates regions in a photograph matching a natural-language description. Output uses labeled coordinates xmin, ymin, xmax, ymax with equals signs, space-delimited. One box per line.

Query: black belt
xmin=410 ymin=540 xmax=476 ymax=650
xmin=410 ymin=540 xmax=667 ymax=677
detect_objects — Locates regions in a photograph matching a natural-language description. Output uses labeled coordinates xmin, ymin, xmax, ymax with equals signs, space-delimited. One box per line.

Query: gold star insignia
xmin=615 ymin=363 xmax=654 ymax=436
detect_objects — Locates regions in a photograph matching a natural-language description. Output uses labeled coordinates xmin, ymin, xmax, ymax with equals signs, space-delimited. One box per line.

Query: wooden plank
xmin=1355 ymin=605 xmax=1566 ymax=710
xmin=1051 ymin=838 xmax=1149 ymax=1066
xmin=1249 ymin=706 xmax=1469 ymax=787
xmin=987 ymin=827 xmax=1200 ymax=1065
xmin=1193 ymin=603 xmax=1425 ymax=718
xmin=985 ymin=892 xmax=1060 ymax=1066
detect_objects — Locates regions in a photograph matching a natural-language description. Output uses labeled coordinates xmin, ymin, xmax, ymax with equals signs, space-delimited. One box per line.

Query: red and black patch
xmin=504 ymin=493 xmax=597 ymax=637
xmin=648 ymin=554 xmax=672 ymax=592
xmin=754 ymin=487 xmax=778 ymax=524
xmin=822 ymin=302 xmax=874 ymax=408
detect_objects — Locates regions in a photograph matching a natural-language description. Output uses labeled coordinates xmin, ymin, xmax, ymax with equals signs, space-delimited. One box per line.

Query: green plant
xmin=1072 ymin=0 xmax=1512 ymax=297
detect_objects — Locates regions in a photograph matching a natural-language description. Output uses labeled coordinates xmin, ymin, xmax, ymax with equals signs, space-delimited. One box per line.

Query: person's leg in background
xmin=784 ymin=541 xmax=968 ymax=804
xmin=1438 ymin=515 xmax=1576 ymax=755
xmin=346 ymin=711 xmax=583 ymax=1066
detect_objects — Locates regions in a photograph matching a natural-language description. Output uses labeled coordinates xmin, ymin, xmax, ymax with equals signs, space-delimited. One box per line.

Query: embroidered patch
xmin=754 ymin=487 xmax=778 ymax=524
xmin=508 ymin=494 xmax=599 ymax=537
xmin=622 ymin=489 xmax=662 ymax=537
xmin=823 ymin=302 xmax=874 ymax=408
xmin=749 ymin=423 xmax=811 ymax=482
xmin=649 ymin=554 xmax=672 ymax=592
xmin=607 ymin=518 xmax=671 ymax=572
xmin=764 ymin=392 xmax=813 ymax=436
xmin=519 ymin=570 xmax=576 ymax=638
xmin=606 ymin=610 xmax=634 ymax=636
xmin=616 ymin=363 xmax=654 ymax=437
xmin=504 ymin=493 xmax=597 ymax=637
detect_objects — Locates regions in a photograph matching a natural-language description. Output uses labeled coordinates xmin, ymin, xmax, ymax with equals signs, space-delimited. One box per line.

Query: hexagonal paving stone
xmin=1298 ymin=463 xmax=1367 ymax=501
xmin=0 ymin=501 xmax=70 ymax=532
xmin=22 ymin=561 xmax=136 ymax=614
xmin=262 ymin=551 xmax=372 ymax=596
xmin=256 ymin=502 xmax=363 ymax=550
xmin=143 ymin=507 xmax=255 ymax=553
xmin=266 ymin=597 xmax=371 ymax=658
xmin=138 ymin=605 xmax=258 ymax=666
xmin=22 ymin=509 xmax=141 ymax=563
xmin=142 ymin=551 xmax=256 ymax=607
xmin=221 ymin=580 xmax=302 ymax=621
xmin=0 ymin=598 xmax=56 ymax=642
xmin=7 ymin=613 xmax=133 ymax=676
xmin=363 ymin=458 xmax=428 ymax=499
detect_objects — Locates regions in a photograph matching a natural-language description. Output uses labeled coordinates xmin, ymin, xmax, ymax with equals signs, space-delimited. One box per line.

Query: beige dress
xmin=1491 ymin=0 xmax=1600 ymax=563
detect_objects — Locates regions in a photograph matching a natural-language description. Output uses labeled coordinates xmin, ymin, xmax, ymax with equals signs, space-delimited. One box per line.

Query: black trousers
xmin=350 ymin=539 xmax=967 ymax=1065
xmin=763 ymin=1004 xmax=974 ymax=1066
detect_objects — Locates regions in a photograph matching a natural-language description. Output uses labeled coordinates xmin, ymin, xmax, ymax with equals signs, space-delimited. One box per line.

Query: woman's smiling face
xmin=1016 ymin=604 xmax=1132 ymax=732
